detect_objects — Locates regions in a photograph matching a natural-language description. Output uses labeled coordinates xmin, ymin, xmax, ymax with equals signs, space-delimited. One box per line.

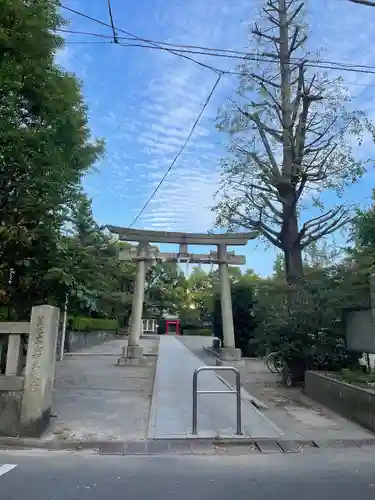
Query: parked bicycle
xmin=265 ymin=351 xmax=284 ymax=373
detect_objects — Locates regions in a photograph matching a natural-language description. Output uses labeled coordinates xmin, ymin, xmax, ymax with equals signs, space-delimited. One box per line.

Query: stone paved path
xmin=180 ymin=336 xmax=375 ymax=441
xmin=48 ymin=338 xmax=157 ymax=442
xmin=148 ymin=336 xmax=283 ymax=439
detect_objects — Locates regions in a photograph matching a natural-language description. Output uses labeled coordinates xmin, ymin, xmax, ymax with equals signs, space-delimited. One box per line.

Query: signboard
xmin=343 ymin=308 xmax=375 ymax=353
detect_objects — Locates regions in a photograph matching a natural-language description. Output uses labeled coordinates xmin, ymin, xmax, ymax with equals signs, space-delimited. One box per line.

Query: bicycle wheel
xmin=273 ymin=353 xmax=284 ymax=373
xmin=265 ymin=352 xmax=279 ymax=373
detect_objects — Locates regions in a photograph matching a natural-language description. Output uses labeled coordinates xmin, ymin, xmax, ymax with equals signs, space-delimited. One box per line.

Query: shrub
xmin=179 ymin=308 xmax=202 ymax=330
xmin=183 ymin=328 xmax=212 ymax=336
xmin=278 ymin=309 xmax=360 ymax=385
xmin=70 ymin=317 xmax=118 ymax=332
xmin=157 ymin=318 xmax=166 ymax=334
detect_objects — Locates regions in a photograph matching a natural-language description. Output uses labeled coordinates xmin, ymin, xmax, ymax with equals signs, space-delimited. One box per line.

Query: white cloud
xmin=59 ymin=0 xmax=375 ymax=247
xmin=119 ymin=0 xmax=259 ymax=232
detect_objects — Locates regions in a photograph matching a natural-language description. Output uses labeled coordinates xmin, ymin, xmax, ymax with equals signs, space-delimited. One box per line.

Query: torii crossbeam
xmin=107 ymin=226 xmax=258 ymax=364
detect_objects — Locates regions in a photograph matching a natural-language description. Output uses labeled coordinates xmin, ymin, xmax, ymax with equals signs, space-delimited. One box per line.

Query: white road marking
xmin=0 ymin=464 xmax=18 ymax=477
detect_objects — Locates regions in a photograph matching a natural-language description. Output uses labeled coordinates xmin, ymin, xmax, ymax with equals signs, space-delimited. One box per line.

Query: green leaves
xmin=0 ymin=1 xmax=104 ymax=317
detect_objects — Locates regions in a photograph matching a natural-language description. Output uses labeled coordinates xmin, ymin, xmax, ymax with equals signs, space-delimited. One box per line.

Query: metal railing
xmin=192 ymin=366 xmax=242 ymax=435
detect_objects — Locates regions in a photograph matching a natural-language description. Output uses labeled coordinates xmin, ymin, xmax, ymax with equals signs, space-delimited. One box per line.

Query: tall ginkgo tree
xmin=213 ymin=0 xmax=373 ymax=291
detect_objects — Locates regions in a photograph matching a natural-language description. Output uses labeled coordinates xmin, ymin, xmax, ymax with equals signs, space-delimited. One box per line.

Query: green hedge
xmin=70 ymin=317 xmax=118 ymax=332
xmin=183 ymin=328 xmax=212 ymax=336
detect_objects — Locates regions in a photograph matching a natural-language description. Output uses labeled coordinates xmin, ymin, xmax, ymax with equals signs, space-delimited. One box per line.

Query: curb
xmin=215 ymin=374 xmax=269 ymax=410
xmin=203 ymin=345 xmax=220 ymax=357
xmin=1 ymin=437 xmax=374 ymax=455
xmin=202 ymin=346 xmax=268 ymax=410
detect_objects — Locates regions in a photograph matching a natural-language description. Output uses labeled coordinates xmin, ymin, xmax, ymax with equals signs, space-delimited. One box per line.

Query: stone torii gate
xmin=107 ymin=226 xmax=257 ymax=364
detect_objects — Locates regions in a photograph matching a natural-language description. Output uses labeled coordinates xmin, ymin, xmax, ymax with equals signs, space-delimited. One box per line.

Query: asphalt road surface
xmin=1 ymin=448 xmax=375 ymax=500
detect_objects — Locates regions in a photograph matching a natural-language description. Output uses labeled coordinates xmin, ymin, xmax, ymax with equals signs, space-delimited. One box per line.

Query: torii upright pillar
xmin=126 ymin=241 xmax=148 ymax=360
xmin=217 ymin=244 xmax=241 ymax=363
xmin=108 ymin=226 xmax=258 ymax=365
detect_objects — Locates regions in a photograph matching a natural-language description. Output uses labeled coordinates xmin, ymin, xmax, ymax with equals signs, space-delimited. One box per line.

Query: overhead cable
xmin=129 ymin=73 xmax=222 ymax=228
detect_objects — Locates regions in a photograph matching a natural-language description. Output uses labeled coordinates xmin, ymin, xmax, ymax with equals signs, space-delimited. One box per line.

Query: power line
xmin=129 ymin=73 xmax=222 ymax=228
xmin=55 ymin=27 xmax=375 ymax=80
xmin=55 ymin=1 xmax=375 ymax=226
xmin=64 ymin=40 xmax=112 ymax=45
xmin=349 ymin=0 xmax=375 ymax=6
xmin=55 ymin=3 xmax=220 ymax=74
xmin=56 ymin=27 xmax=375 ymax=75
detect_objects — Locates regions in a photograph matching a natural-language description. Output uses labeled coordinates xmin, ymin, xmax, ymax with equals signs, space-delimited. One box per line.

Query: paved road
xmin=1 ymin=448 xmax=375 ymax=499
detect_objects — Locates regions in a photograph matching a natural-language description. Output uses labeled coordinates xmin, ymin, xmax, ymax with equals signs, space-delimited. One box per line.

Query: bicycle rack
xmin=192 ymin=366 xmax=242 ymax=435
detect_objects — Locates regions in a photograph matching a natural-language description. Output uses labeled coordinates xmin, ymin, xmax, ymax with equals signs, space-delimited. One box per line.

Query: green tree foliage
xmin=145 ymin=262 xmax=187 ymax=316
xmin=186 ymin=267 xmax=214 ymax=318
xmin=46 ymin=194 xmax=136 ymax=320
xmin=354 ymin=190 xmax=375 ymax=261
xmin=0 ymin=0 xmax=104 ymax=317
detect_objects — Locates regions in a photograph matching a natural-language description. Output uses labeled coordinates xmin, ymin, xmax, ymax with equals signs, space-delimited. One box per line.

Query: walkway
xmin=148 ymin=336 xmax=283 ymax=439
xmin=47 ymin=338 xmax=158 ymax=442
xmin=180 ymin=336 xmax=374 ymax=442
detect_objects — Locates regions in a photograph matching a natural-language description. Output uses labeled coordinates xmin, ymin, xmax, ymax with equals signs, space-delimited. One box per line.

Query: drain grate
xmin=99 ymin=442 xmax=125 ymax=455
xmin=277 ymin=440 xmax=302 ymax=453
xmin=314 ymin=439 xmax=359 ymax=449
xmin=256 ymin=440 xmax=283 ymax=453
xmin=96 ymin=437 xmax=375 ymax=456
xmin=354 ymin=438 xmax=375 ymax=447
xmin=188 ymin=439 xmax=215 ymax=454
xmin=147 ymin=440 xmax=171 ymax=455
xmin=168 ymin=440 xmax=194 ymax=454
xmin=125 ymin=441 xmax=149 ymax=455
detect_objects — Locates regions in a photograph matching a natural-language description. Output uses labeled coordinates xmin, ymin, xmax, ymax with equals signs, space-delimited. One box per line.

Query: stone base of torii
xmin=107 ymin=227 xmax=257 ymax=365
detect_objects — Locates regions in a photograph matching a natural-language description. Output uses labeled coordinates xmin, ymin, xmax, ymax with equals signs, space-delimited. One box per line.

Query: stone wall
xmin=63 ymin=330 xmax=119 ymax=353
xmin=0 ymin=376 xmax=24 ymax=437
xmin=305 ymin=371 xmax=375 ymax=432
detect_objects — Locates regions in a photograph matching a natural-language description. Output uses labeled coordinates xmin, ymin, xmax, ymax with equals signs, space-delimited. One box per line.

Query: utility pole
xmin=349 ymin=0 xmax=375 ymax=6
xmin=59 ymin=292 xmax=69 ymax=361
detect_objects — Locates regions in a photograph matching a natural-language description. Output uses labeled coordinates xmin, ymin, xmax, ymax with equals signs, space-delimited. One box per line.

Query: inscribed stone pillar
xmin=20 ymin=305 xmax=60 ymax=437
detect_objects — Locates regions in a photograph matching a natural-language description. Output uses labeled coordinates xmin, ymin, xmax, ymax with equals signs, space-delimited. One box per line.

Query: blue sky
xmin=57 ymin=0 xmax=375 ymax=277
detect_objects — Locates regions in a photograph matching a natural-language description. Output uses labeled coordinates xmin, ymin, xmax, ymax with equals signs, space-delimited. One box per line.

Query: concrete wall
xmin=64 ymin=330 xmax=119 ymax=353
xmin=305 ymin=371 xmax=375 ymax=433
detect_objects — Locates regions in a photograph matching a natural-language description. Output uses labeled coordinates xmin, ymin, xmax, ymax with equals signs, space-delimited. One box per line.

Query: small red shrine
xmin=165 ymin=319 xmax=180 ymax=335
xmin=163 ymin=314 xmax=181 ymax=336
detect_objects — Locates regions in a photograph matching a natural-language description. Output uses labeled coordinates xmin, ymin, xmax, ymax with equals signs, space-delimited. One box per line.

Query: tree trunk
xmin=281 ymin=202 xmax=304 ymax=286
xmin=284 ymin=245 xmax=304 ymax=286
xmin=281 ymin=202 xmax=306 ymax=311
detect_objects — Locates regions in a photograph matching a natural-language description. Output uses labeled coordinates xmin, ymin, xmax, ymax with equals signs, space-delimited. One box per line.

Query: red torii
xmin=165 ymin=319 xmax=180 ymax=336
